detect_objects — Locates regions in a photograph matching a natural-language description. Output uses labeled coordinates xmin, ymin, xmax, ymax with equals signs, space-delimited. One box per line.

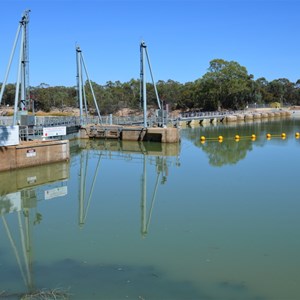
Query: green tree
xmin=156 ymin=80 xmax=183 ymax=109
xmin=198 ymin=59 xmax=253 ymax=110
xmin=267 ymin=78 xmax=294 ymax=106
xmin=0 ymin=83 xmax=16 ymax=106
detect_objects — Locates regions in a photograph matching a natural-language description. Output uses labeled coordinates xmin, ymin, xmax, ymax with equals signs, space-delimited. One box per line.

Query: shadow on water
xmin=0 ymin=257 xmax=267 ymax=300
xmin=0 ymin=256 xmax=204 ymax=299
xmin=34 ymin=259 xmax=209 ymax=300
xmin=215 ymin=280 xmax=266 ymax=300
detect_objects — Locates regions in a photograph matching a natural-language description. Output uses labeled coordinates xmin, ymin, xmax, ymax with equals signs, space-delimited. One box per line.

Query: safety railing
xmin=0 ymin=113 xmax=177 ymax=129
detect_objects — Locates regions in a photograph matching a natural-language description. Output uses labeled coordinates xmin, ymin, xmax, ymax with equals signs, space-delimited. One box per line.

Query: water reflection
xmin=1 ymin=123 xmax=299 ymax=299
xmin=0 ymin=140 xmax=180 ymax=297
xmin=74 ymin=140 xmax=180 ymax=236
xmin=0 ymin=162 xmax=69 ymax=296
xmin=182 ymin=118 xmax=299 ymax=166
xmin=141 ymin=155 xmax=168 ymax=237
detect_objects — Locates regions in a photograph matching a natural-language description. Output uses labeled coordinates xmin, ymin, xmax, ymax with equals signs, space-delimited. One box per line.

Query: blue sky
xmin=1 ymin=0 xmax=300 ymax=87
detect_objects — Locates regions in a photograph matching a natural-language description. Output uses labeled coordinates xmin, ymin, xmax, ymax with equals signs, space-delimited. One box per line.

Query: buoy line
xmin=200 ymin=132 xmax=300 ymax=143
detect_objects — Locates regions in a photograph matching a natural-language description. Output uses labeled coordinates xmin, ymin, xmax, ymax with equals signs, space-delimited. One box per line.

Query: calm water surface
xmin=0 ymin=117 xmax=299 ymax=300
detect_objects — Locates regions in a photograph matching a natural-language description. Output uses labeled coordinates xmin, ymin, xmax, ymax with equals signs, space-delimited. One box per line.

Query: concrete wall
xmin=122 ymin=127 xmax=145 ymax=141
xmin=122 ymin=127 xmax=180 ymax=143
xmin=81 ymin=125 xmax=181 ymax=143
xmin=0 ymin=140 xmax=69 ymax=172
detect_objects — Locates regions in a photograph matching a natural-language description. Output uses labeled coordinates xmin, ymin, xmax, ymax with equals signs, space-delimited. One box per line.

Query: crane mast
xmin=0 ymin=10 xmax=31 ymax=125
xmin=21 ymin=10 xmax=31 ymax=112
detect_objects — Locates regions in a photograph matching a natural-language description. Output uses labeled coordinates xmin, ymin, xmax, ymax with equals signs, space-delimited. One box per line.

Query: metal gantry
xmin=0 ymin=10 xmax=31 ymax=125
xmin=76 ymin=46 xmax=102 ymax=126
xmin=140 ymin=41 xmax=162 ymax=128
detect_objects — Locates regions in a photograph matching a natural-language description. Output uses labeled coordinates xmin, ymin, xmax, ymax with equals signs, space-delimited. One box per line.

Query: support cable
xmin=145 ymin=47 xmax=161 ymax=109
xmin=13 ymin=27 xmax=25 ymax=125
xmin=0 ymin=24 xmax=22 ymax=105
xmin=81 ymin=52 xmax=102 ymax=124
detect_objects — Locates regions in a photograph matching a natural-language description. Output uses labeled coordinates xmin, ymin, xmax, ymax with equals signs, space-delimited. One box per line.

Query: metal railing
xmin=0 ymin=113 xmax=175 ymax=132
xmin=178 ymin=110 xmax=233 ymax=119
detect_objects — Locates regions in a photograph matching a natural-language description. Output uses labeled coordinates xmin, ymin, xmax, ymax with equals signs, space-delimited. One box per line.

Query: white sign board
xmin=45 ymin=186 xmax=68 ymax=200
xmin=43 ymin=126 xmax=66 ymax=137
xmin=0 ymin=126 xmax=19 ymax=146
xmin=26 ymin=149 xmax=36 ymax=158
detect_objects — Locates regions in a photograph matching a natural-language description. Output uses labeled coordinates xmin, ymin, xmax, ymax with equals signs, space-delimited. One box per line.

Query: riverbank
xmin=1 ymin=105 xmax=300 ymax=118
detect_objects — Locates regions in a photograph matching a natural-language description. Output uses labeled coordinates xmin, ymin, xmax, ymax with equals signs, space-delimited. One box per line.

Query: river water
xmin=0 ymin=116 xmax=299 ymax=300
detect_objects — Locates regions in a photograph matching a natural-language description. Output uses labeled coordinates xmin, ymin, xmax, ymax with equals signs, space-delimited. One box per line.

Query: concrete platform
xmin=80 ymin=125 xmax=181 ymax=143
xmin=0 ymin=139 xmax=70 ymax=172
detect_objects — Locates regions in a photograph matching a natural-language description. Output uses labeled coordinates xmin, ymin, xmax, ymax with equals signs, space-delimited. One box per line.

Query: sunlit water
xmin=0 ymin=116 xmax=299 ymax=300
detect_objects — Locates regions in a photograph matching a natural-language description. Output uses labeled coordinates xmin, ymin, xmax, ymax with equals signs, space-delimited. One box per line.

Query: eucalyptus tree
xmin=293 ymin=79 xmax=300 ymax=105
xmin=0 ymin=83 xmax=16 ymax=106
xmin=267 ymin=78 xmax=295 ymax=106
xmin=31 ymin=84 xmax=77 ymax=112
xmin=177 ymin=81 xmax=197 ymax=109
xmin=156 ymin=79 xmax=183 ymax=109
xmin=122 ymin=78 xmax=140 ymax=108
xmin=254 ymin=77 xmax=271 ymax=104
xmin=197 ymin=59 xmax=253 ymax=110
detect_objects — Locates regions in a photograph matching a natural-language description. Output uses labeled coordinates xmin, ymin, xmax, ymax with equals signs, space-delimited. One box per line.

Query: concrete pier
xmin=79 ymin=125 xmax=180 ymax=143
xmin=0 ymin=140 xmax=69 ymax=172
xmin=179 ymin=109 xmax=292 ymax=127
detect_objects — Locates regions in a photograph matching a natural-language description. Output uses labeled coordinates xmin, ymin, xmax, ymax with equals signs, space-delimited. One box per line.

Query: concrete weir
xmin=80 ymin=125 xmax=181 ymax=143
xmin=0 ymin=140 xmax=70 ymax=172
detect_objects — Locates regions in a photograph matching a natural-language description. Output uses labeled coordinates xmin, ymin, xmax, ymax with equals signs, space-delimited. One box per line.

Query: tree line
xmin=1 ymin=58 xmax=300 ymax=114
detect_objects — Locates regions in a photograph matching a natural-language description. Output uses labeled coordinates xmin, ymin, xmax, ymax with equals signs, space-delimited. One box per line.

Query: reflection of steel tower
xmin=0 ymin=10 xmax=31 ymax=125
xmin=78 ymin=150 xmax=102 ymax=228
xmin=141 ymin=155 xmax=168 ymax=238
xmin=0 ymin=162 xmax=69 ymax=295
xmin=1 ymin=192 xmax=36 ymax=293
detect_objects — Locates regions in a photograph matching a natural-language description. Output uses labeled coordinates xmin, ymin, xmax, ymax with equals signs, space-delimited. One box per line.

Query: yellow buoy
xmin=218 ymin=136 xmax=223 ymax=143
xmin=295 ymin=132 xmax=300 ymax=139
xmin=200 ymin=136 xmax=206 ymax=142
xmin=251 ymin=134 xmax=256 ymax=141
xmin=235 ymin=135 xmax=240 ymax=140
xmin=281 ymin=133 xmax=286 ymax=139
xmin=266 ymin=133 xmax=271 ymax=139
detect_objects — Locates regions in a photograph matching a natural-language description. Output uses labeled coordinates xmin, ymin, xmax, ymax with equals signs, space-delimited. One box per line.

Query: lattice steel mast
xmin=0 ymin=10 xmax=31 ymax=125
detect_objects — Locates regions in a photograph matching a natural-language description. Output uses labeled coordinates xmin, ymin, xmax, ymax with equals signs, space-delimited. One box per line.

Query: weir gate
xmin=0 ymin=109 xmax=292 ymax=141
xmin=0 ymin=113 xmax=179 ymax=142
